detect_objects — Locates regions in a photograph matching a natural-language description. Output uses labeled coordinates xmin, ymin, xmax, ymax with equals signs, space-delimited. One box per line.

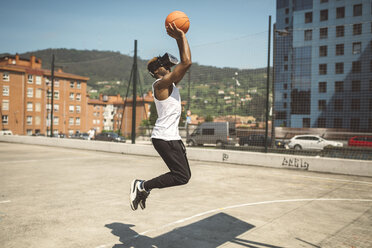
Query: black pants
xmin=144 ymin=138 xmax=191 ymax=190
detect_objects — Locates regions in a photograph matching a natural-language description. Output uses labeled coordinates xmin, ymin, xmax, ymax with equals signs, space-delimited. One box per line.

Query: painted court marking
xmin=96 ymin=198 xmax=372 ymax=248
xmin=0 ymin=200 xmax=11 ymax=204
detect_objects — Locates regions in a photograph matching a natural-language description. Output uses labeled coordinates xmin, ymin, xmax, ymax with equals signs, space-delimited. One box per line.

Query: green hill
xmin=1 ymin=49 xmax=271 ymax=119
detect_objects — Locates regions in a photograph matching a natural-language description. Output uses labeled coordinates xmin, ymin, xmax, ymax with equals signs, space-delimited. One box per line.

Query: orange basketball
xmin=165 ymin=11 xmax=190 ymax=34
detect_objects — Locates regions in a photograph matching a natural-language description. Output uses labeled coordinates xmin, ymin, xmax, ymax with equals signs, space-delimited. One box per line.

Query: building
xmin=87 ymin=93 xmax=153 ymax=137
xmin=0 ymin=55 xmax=89 ymax=136
xmin=275 ymin=0 xmax=372 ymax=131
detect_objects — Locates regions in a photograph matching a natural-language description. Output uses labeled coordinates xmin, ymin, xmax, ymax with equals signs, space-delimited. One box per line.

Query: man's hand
xmin=166 ymin=22 xmax=185 ymax=40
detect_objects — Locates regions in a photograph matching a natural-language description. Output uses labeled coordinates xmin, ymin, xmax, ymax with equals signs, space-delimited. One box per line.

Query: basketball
xmin=165 ymin=11 xmax=190 ymax=34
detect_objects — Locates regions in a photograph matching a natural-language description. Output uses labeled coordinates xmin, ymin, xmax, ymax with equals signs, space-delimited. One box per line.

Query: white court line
xmin=0 ymin=200 xmax=11 ymax=204
xmin=95 ymin=198 xmax=372 ymax=248
xmin=287 ymin=174 xmax=372 ymax=186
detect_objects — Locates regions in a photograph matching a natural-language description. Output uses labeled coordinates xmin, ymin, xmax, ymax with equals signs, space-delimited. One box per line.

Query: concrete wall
xmin=0 ymin=135 xmax=371 ymax=177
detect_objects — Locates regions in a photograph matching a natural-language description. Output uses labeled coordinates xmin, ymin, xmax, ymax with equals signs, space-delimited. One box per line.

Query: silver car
xmin=288 ymin=135 xmax=343 ymax=150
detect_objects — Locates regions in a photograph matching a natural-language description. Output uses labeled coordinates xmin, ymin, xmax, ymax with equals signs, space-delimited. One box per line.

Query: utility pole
xmin=265 ymin=16 xmax=271 ymax=153
xmin=131 ymin=40 xmax=138 ymax=144
xmin=50 ymin=54 xmax=55 ymax=137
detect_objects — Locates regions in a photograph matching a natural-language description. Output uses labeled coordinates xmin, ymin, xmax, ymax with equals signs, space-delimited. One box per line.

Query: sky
xmin=0 ymin=0 xmax=276 ymax=69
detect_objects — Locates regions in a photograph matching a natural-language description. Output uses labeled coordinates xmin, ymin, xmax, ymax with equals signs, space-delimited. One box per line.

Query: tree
xmin=205 ymin=115 xmax=214 ymax=122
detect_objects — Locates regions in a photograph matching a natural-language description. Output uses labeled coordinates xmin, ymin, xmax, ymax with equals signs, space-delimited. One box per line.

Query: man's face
xmin=155 ymin=66 xmax=171 ymax=77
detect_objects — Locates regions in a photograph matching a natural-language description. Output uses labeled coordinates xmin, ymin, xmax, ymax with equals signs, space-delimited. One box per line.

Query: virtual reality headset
xmin=148 ymin=53 xmax=179 ymax=76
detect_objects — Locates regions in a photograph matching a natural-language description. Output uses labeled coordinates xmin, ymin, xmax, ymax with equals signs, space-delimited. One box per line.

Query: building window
xmin=46 ymin=104 xmax=51 ymax=111
xmin=35 ymin=89 xmax=42 ymax=99
xmin=77 ymin=81 xmax=81 ymax=89
xmin=54 ymin=91 xmax=59 ymax=100
xmin=370 ymin=80 xmax=372 ymax=91
xmin=319 ymin=82 xmax=327 ymax=93
xmin=320 ymin=27 xmax=328 ymax=39
xmin=47 ymin=90 xmax=52 ymax=99
xmin=69 ymin=105 xmax=74 ymax=113
xmin=284 ymin=93 xmax=287 ymax=99
xmin=319 ymin=64 xmax=327 ymax=75
xmin=303 ymin=118 xmax=310 ymax=128
xmin=76 ymin=93 xmax=81 ymax=101
xmin=352 ymin=61 xmax=361 ymax=73
xmin=350 ymin=119 xmax=360 ymax=130
xmin=284 ymin=83 xmax=288 ymax=90
xmin=36 ymin=76 xmax=41 ymax=85
xmin=70 ymin=81 xmax=74 ymax=88
xmin=2 ymin=115 xmax=8 ymax=125
xmin=3 ymin=86 xmax=9 ymax=96
xmin=334 ymin=119 xmax=342 ymax=129
xmin=53 ymin=117 xmax=59 ymax=125
xmin=76 ymin=118 xmax=80 ymax=126
xmin=284 ymin=55 xmax=288 ymax=61
xmin=336 ymin=7 xmax=345 ymax=19
xmin=334 ymin=99 xmax=343 ymax=111
xmin=28 ymin=75 xmax=33 ymax=84
xmin=335 ymin=81 xmax=344 ymax=93
xmin=285 ymin=8 xmax=289 ymax=14
xmin=319 ymin=100 xmax=327 ymax=111
xmin=69 ymin=118 xmax=74 ymax=125
xmin=319 ymin=46 xmax=327 ymax=57
xmin=54 ymin=79 xmax=59 ymax=87
xmin=353 ymin=4 xmax=362 ymax=17
xmin=335 ymin=44 xmax=344 ymax=56
xmin=284 ymin=64 xmax=288 ymax=71
xmin=352 ymin=80 xmax=361 ymax=92
xmin=335 ymin=63 xmax=344 ymax=74
xmin=70 ymin=93 xmax=74 ymax=100
xmin=320 ymin=9 xmax=328 ymax=21
xmin=370 ymin=61 xmax=372 ymax=72
xmin=27 ymin=116 xmax=32 ymax=125
xmin=369 ymin=99 xmax=372 ymax=111
xmin=2 ymin=100 xmax=9 ymax=111
xmin=336 ymin=25 xmax=344 ymax=37
xmin=27 ymin=102 xmax=33 ymax=112
xmin=284 ymin=102 xmax=287 ymax=108
xmin=2 ymin=72 xmax=9 ymax=81
xmin=285 ymin=17 xmax=289 ymax=24
xmin=76 ymin=105 xmax=81 ymax=113
xmin=352 ymin=42 xmax=362 ymax=54
xmin=54 ymin=104 xmax=59 ymax=112
xmin=35 ymin=103 xmax=41 ymax=112
xmin=351 ymin=99 xmax=361 ymax=111
xmin=304 ymin=30 xmax=312 ymax=41
xmin=353 ymin=24 xmax=362 ymax=35
xmin=35 ymin=116 xmax=41 ymax=125
xmin=318 ymin=118 xmax=326 ymax=128
xmin=305 ymin=12 xmax=312 ymax=23
xmin=320 ymin=0 xmax=328 ymax=3
xmin=27 ymin=88 xmax=33 ymax=98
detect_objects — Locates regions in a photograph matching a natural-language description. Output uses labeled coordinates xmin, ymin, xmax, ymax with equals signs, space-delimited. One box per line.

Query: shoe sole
xmin=130 ymin=179 xmax=138 ymax=210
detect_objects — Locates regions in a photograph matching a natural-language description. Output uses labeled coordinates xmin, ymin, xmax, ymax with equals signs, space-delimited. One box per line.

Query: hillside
xmin=1 ymin=49 xmax=271 ymax=119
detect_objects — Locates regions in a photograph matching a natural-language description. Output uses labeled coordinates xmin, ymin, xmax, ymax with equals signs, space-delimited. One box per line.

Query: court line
xmin=0 ymin=200 xmax=11 ymax=204
xmin=0 ymin=155 xmax=113 ymax=164
xmin=95 ymin=198 xmax=372 ymax=248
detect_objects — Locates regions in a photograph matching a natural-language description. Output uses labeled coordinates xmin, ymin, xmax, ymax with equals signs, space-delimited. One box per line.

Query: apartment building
xmin=0 ymin=54 xmax=89 ymax=136
xmin=275 ymin=0 xmax=372 ymax=131
xmin=87 ymin=93 xmax=153 ymax=137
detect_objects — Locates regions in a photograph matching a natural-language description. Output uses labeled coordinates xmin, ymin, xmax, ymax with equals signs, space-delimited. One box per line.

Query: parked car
xmin=187 ymin=122 xmax=236 ymax=147
xmin=238 ymin=134 xmax=286 ymax=148
xmin=288 ymin=135 xmax=343 ymax=150
xmin=348 ymin=136 xmax=372 ymax=147
xmin=70 ymin=133 xmax=89 ymax=140
xmin=0 ymin=130 xmax=13 ymax=135
xmin=94 ymin=132 xmax=126 ymax=143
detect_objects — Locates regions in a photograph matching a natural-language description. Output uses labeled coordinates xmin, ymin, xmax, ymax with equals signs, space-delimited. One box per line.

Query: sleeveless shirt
xmin=151 ymin=79 xmax=182 ymax=140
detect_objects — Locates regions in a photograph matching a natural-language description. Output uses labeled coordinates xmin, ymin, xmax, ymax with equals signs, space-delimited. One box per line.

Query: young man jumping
xmin=130 ymin=22 xmax=192 ymax=210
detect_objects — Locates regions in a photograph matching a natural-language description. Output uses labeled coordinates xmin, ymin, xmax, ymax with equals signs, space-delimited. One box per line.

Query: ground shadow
xmin=105 ymin=212 xmax=283 ymax=248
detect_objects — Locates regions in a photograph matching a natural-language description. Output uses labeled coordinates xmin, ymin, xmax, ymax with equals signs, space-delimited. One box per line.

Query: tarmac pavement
xmin=0 ymin=142 xmax=372 ymax=248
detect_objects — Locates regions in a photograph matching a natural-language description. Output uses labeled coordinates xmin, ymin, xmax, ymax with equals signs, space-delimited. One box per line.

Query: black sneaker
xmin=139 ymin=189 xmax=150 ymax=210
xmin=130 ymin=179 xmax=142 ymax=210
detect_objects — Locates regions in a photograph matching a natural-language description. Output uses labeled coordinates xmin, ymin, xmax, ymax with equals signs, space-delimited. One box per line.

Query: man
xmin=130 ymin=22 xmax=192 ymax=211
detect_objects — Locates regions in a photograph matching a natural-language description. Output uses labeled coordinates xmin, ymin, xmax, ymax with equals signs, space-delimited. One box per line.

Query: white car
xmin=288 ymin=135 xmax=343 ymax=150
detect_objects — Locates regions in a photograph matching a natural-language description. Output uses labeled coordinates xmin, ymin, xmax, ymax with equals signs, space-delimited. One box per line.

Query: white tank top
xmin=151 ymin=79 xmax=182 ymax=140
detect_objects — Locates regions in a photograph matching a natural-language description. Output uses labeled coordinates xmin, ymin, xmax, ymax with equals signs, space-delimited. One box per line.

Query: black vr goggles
xmin=148 ymin=53 xmax=179 ymax=76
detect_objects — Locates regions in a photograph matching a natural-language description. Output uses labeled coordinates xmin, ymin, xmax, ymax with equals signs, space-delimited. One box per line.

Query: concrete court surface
xmin=0 ymin=142 xmax=372 ymax=248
